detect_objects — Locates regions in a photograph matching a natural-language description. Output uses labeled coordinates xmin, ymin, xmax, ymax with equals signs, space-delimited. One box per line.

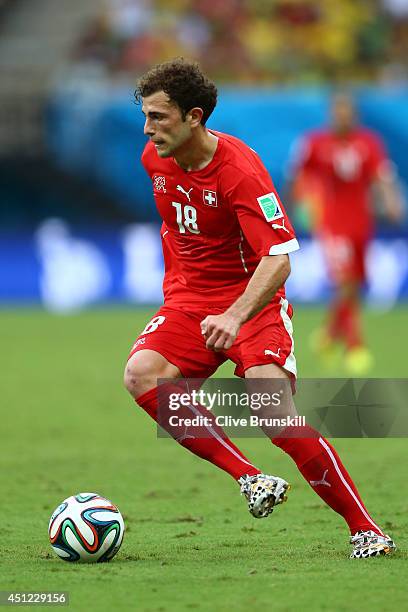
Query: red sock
xmin=272 ymin=425 xmax=383 ymax=535
xmin=328 ymin=300 xmax=345 ymax=342
xmin=136 ymin=385 xmax=260 ymax=481
xmin=328 ymin=299 xmax=362 ymax=349
xmin=341 ymin=299 xmax=362 ymax=349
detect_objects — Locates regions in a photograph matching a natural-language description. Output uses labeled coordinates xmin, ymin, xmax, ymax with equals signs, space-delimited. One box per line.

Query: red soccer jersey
xmin=294 ymin=128 xmax=390 ymax=239
xmin=142 ymin=130 xmax=299 ymax=311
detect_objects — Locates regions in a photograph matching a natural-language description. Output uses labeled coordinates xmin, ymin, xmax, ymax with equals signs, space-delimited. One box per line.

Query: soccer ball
xmin=48 ymin=492 xmax=125 ymax=562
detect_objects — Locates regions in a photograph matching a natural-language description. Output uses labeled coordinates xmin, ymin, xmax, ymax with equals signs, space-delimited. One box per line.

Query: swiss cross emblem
xmin=153 ymin=175 xmax=166 ymax=193
xmin=203 ymin=190 xmax=217 ymax=207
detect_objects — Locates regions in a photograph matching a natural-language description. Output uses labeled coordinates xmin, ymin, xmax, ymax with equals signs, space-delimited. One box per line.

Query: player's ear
xmin=188 ymin=107 xmax=204 ymax=128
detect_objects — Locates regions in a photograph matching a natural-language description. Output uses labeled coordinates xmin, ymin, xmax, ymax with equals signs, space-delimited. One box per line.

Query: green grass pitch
xmin=0 ymin=306 xmax=407 ymax=611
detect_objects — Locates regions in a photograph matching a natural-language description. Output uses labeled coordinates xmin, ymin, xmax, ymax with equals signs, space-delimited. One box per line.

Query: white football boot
xmin=238 ymin=473 xmax=290 ymax=518
xmin=350 ymin=530 xmax=396 ymax=558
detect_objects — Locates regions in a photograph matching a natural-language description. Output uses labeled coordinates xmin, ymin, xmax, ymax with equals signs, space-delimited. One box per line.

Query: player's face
xmin=142 ymin=91 xmax=192 ymax=158
xmin=331 ymin=95 xmax=356 ymax=134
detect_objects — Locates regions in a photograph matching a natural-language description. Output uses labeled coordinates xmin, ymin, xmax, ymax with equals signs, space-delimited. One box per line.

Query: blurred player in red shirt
xmin=290 ymin=94 xmax=403 ymax=374
xmin=123 ymin=61 xmax=395 ymax=557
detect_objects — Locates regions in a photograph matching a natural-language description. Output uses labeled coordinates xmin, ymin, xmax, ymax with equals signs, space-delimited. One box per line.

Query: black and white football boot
xmin=238 ymin=473 xmax=290 ymax=518
xmin=350 ymin=530 xmax=396 ymax=559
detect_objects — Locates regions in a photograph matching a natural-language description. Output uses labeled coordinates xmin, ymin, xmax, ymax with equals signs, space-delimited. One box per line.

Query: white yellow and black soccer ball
xmin=48 ymin=493 xmax=124 ymax=562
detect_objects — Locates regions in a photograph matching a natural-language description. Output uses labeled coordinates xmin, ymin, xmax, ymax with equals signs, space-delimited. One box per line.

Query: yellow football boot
xmin=309 ymin=328 xmax=342 ymax=371
xmin=344 ymin=346 xmax=374 ymax=376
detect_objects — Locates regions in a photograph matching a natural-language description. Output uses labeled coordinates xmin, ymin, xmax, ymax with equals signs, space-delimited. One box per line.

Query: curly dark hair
xmin=135 ymin=58 xmax=217 ymax=125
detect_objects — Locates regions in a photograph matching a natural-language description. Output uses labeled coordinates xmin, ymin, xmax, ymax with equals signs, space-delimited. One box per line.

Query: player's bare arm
xmin=201 ymin=254 xmax=290 ymax=351
xmin=375 ymin=170 xmax=404 ymax=224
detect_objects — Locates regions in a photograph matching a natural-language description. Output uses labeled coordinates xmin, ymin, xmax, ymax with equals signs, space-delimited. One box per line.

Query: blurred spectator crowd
xmin=0 ymin=0 xmax=14 ymax=22
xmin=73 ymin=0 xmax=408 ymax=84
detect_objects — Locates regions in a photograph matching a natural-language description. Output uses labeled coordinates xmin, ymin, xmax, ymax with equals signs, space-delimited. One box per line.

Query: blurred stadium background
xmin=0 ymin=0 xmax=407 ymax=311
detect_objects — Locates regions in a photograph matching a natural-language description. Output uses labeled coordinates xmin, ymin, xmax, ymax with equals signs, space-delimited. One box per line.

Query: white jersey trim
xmin=279 ymin=297 xmax=297 ymax=377
xmin=238 ymin=230 xmax=249 ymax=274
xmin=269 ymin=238 xmax=300 ymax=256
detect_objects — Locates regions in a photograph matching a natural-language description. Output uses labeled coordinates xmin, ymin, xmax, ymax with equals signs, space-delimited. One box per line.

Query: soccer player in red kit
xmin=290 ymin=94 xmax=403 ymax=374
xmin=124 ymin=60 xmax=395 ymax=558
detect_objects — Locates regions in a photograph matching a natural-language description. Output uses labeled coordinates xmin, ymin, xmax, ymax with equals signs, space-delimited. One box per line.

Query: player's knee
xmin=124 ymin=356 xmax=156 ymax=398
xmin=123 ymin=350 xmax=180 ymax=399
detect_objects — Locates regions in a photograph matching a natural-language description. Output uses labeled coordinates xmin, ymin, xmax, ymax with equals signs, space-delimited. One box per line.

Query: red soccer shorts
xmin=320 ymin=233 xmax=368 ymax=284
xmin=127 ymin=298 xmax=297 ymax=381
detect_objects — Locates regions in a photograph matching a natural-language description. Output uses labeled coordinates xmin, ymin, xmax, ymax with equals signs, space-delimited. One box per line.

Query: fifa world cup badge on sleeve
xmin=257 ymin=193 xmax=283 ymax=222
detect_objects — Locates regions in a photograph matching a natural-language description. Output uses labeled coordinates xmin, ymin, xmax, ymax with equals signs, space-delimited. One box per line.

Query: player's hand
xmin=200 ymin=313 xmax=241 ymax=352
